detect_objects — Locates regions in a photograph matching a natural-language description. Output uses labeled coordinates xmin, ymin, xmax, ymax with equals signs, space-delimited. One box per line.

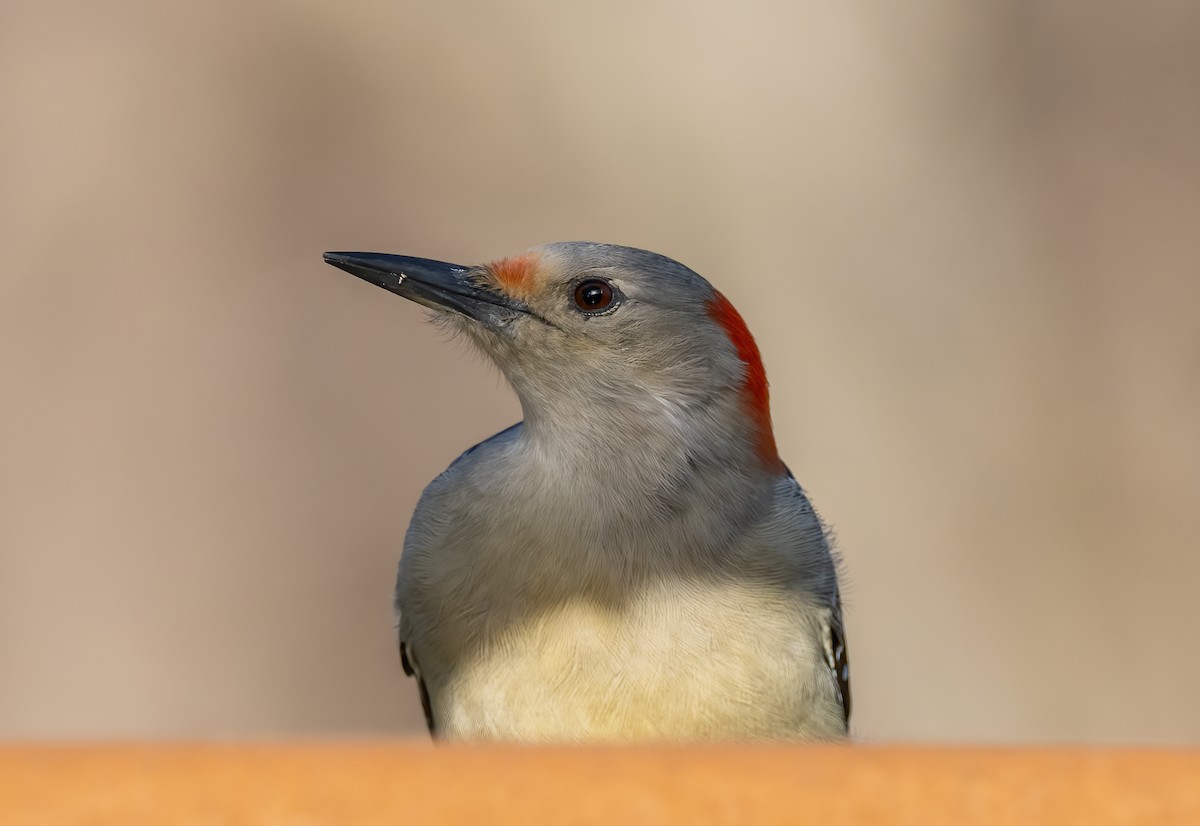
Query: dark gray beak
xmin=323 ymin=251 xmax=529 ymax=324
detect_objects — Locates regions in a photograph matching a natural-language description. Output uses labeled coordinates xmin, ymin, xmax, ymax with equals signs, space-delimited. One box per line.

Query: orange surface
xmin=2 ymin=743 xmax=1198 ymax=825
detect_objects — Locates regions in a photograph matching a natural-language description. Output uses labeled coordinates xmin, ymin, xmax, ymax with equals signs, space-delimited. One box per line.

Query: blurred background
xmin=2 ymin=1 xmax=1197 ymax=744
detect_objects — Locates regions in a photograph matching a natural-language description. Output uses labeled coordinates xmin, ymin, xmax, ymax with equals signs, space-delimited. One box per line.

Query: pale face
xmin=455 ymin=244 xmax=746 ymax=409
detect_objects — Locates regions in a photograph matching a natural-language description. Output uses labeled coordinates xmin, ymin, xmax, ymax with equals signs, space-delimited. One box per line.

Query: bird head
xmin=324 ymin=242 xmax=782 ymax=474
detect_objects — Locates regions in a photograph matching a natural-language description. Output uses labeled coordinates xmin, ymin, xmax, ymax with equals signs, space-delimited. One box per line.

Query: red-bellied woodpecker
xmin=324 ymin=243 xmax=850 ymax=742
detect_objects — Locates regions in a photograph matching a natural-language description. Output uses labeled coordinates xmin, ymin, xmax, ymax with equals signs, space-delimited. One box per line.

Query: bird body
xmin=324 ymin=243 xmax=850 ymax=743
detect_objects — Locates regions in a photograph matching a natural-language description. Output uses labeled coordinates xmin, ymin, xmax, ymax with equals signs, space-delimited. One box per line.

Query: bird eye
xmin=573 ymin=279 xmax=615 ymax=313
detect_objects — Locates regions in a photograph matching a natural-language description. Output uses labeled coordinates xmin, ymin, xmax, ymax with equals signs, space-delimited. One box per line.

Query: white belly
xmin=433 ymin=581 xmax=844 ymax=742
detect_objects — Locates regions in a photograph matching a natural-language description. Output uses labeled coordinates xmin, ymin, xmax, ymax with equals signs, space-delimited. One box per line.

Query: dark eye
xmin=573 ymin=279 xmax=615 ymax=313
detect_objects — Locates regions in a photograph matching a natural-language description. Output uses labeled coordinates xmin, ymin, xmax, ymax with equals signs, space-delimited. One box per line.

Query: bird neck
xmin=516 ymin=387 xmax=779 ymax=533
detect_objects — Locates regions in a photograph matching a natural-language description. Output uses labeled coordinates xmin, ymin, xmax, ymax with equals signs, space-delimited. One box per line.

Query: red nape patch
xmin=486 ymin=252 xmax=539 ymax=297
xmin=707 ymin=290 xmax=784 ymax=472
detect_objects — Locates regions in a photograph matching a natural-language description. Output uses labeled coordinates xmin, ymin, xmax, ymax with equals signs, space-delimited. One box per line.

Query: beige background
xmin=2 ymin=1 xmax=1197 ymax=744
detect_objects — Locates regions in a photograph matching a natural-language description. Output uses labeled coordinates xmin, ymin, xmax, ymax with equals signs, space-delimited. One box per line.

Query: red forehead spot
xmin=486 ymin=252 xmax=539 ymax=296
xmin=707 ymin=290 xmax=783 ymax=472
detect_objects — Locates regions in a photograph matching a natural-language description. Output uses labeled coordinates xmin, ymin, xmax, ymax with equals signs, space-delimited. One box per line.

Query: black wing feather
xmin=400 ymin=641 xmax=437 ymax=736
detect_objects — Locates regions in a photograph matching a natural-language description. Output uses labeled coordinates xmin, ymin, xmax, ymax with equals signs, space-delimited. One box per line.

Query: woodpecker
xmin=323 ymin=243 xmax=850 ymax=743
